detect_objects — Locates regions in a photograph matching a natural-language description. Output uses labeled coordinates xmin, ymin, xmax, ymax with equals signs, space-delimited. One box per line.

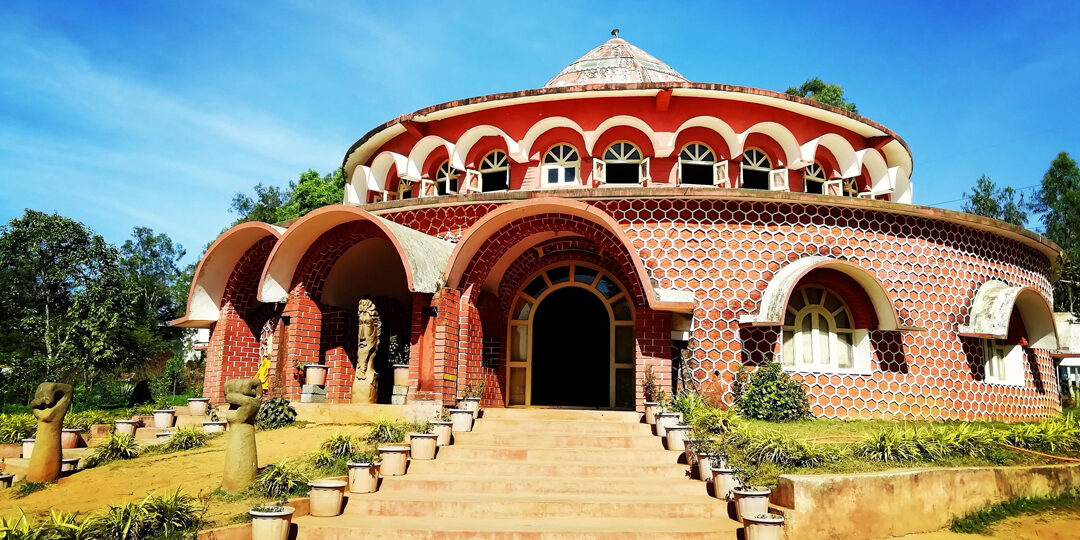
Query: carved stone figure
xmin=222 ymin=378 xmax=261 ymax=493
xmin=351 ymin=299 xmax=382 ymax=404
xmin=26 ymin=382 xmax=73 ymax=482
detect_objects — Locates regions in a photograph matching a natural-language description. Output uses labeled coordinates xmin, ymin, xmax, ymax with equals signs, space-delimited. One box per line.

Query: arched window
xmin=843 ymin=178 xmax=860 ymax=197
xmin=782 ymin=287 xmax=859 ymax=370
xmin=603 ymin=142 xmax=643 ymax=184
xmin=479 ymin=150 xmax=509 ymax=192
xmin=803 ymin=163 xmax=826 ymax=195
xmin=679 ymin=143 xmax=716 ymax=186
xmin=435 ymin=161 xmax=458 ymax=195
xmin=542 ymin=144 xmax=579 ymax=185
xmin=741 ymin=148 xmax=771 ymax=190
xmin=396 ymin=178 xmax=414 ymax=200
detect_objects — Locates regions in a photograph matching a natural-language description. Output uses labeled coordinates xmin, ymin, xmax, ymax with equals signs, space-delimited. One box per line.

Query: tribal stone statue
xmin=222 ymin=378 xmax=261 ymax=493
xmin=27 ymin=382 xmax=73 ymax=482
xmin=352 ymin=299 xmax=381 ymax=404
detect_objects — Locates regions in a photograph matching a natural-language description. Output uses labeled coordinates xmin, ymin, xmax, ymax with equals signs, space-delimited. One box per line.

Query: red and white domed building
xmin=174 ymin=36 xmax=1071 ymax=421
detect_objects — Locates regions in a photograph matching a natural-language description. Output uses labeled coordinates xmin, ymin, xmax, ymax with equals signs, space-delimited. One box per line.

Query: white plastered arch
xmin=519 ymin=117 xmax=588 ymax=161
xmin=405 ymin=135 xmax=454 ymax=179
xmin=451 ymin=125 xmax=522 ymax=170
xmin=958 ymin=280 xmax=1059 ymax=349
xmin=367 ymin=151 xmax=409 ymax=192
xmin=739 ymin=255 xmax=903 ymax=330
xmin=855 ymin=148 xmax=890 ymax=189
xmin=663 ymin=116 xmax=740 ymax=159
xmin=801 ymin=133 xmax=860 ymax=178
xmin=586 ymin=115 xmax=665 ymax=156
xmin=738 ymin=122 xmax=805 ymax=169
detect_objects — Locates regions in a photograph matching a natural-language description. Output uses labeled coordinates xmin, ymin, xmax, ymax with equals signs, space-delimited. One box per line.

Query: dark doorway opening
xmin=531 ymin=287 xmax=610 ymax=407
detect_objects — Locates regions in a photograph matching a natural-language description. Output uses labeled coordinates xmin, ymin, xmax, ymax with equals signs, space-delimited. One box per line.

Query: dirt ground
xmin=0 ymin=424 xmax=356 ymax=527
xmin=889 ymin=509 xmax=1080 ymax=539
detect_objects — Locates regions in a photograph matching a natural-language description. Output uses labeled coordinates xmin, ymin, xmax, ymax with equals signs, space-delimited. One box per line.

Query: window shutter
xmin=713 ymin=160 xmax=729 ymax=187
xmin=419 ymin=178 xmax=436 ymax=197
xmin=592 ymin=158 xmax=606 ymax=185
xmin=462 ymin=169 xmax=482 ymax=194
xmin=824 ymin=179 xmax=842 ymax=196
xmin=676 ymin=161 xmax=683 ymax=185
xmin=768 ymin=169 xmax=789 ymax=191
xmin=640 ymin=157 xmax=651 ymax=184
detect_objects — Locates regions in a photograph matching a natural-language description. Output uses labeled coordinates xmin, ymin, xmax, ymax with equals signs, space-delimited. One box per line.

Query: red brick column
xmin=635 ymin=307 xmax=672 ymax=412
xmin=282 ymin=285 xmax=322 ymax=400
xmin=432 ymin=289 xmax=461 ymax=406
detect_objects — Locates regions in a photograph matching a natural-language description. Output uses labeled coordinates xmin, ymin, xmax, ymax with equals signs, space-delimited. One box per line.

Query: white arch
xmin=405 ymin=135 xmax=454 ymax=179
xmin=801 ymin=133 xmax=860 ymax=178
xmin=663 ymin=116 xmax=740 ymax=159
xmin=362 ymin=151 xmax=409 ymax=195
xmin=586 ymin=115 xmax=664 ymax=156
xmin=890 ymin=166 xmax=913 ymax=203
xmin=855 ymin=148 xmax=889 ymax=188
xmin=345 ymin=164 xmax=368 ymax=204
xmin=450 ymin=125 xmax=522 ymax=170
xmin=519 ymin=117 xmax=588 ymax=161
xmin=959 ymin=280 xmax=1059 ymax=349
xmin=738 ymin=122 xmax=805 ymax=169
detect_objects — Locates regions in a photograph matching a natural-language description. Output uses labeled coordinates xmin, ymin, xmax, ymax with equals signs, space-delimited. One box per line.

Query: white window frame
xmin=602 ymin=141 xmax=644 ymax=185
xmin=541 ymin=144 xmax=580 ymax=186
xmin=803 ymin=163 xmax=827 ymax=194
xmin=433 ymin=161 xmax=459 ymax=196
xmin=780 ymin=287 xmax=872 ymax=375
xmin=983 ymin=339 xmax=1025 ymax=386
xmin=740 ymin=148 xmax=771 ymax=190
xmin=678 ymin=142 xmax=717 ymax=187
xmin=479 ymin=150 xmax=509 ymax=192
xmin=395 ymin=177 xmax=413 ymax=200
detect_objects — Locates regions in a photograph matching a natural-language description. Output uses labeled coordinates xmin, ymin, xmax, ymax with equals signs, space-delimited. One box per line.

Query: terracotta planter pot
xmin=392 ymin=364 xmax=410 ymax=386
xmin=733 ymin=487 xmax=773 ymax=522
xmin=347 ymin=462 xmax=380 ymax=493
xmin=61 ymin=428 xmax=81 ymax=449
xmin=60 ymin=457 xmax=79 ymax=472
xmin=378 ymin=446 xmax=409 ymax=476
xmin=152 ymin=409 xmax=175 ymax=429
xmin=203 ymin=421 xmax=227 ymax=434
xmin=696 ymin=452 xmax=718 ymax=482
xmin=0 ymin=474 xmax=13 ymax=489
xmin=449 ymin=409 xmax=473 ymax=432
xmin=307 ymin=479 xmax=347 ymax=517
xmin=654 ymin=412 xmax=679 ymax=437
xmin=665 ymin=425 xmax=689 ymax=452
xmin=743 ymin=512 xmax=785 ymax=540
xmin=431 ymin=421 xmax=453 ymax=446
xmin=643 ymin=401 xmax=658 ymax=424
xmin=409 ymin=433 xmax=437 ymax=460
xmin=710 ymin=468 xmax=736 ymax=500
xmin=305 ymin=364 xmax=328 ymax=386
xmin=249 ymin=506 xmax=294 ymax=540
xmin=21 ymin=439 xmax=34 ymax=458
xmin=187 ymin=398 xmax=210 ymax=416
xmin=114 ymin=420 xmax=138 ymax=436
xmin=460 ymin=397 xmax=481 ymax=419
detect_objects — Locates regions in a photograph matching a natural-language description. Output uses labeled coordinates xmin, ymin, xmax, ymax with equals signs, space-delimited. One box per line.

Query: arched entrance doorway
xmin=507 ymin=263 xmax=635 ymax=409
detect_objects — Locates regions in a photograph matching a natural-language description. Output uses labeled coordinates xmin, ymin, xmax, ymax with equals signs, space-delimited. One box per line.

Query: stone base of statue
xmin=301 ymin=384 xmax=327 ymax=403
xmin=391 ymin=385 xmax=408 ymax=405
xmin=351 ymin=377 xmax=377 ymax=404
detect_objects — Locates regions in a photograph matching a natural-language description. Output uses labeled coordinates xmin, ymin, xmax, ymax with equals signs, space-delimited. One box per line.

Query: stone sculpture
xmin=26 ymin=382 xmax=73 ymax=482
xmin=222 ymin=378 xmax=261 ymax=493
xmin=351 ymin=299 xmax=382 ymax=404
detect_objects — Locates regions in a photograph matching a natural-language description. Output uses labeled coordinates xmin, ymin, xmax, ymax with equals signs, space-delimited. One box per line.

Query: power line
xmin=925 ymin=183 xmax=1041 ymax=207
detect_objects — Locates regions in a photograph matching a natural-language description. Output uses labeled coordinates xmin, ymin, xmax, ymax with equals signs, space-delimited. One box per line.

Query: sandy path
xmin=888 ymin=509 xmax=1080 ymax=539
xmin=0 ymin=424 xmax=358 ymax=526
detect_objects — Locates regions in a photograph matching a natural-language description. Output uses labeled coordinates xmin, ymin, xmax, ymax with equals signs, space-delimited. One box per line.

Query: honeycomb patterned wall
xmin=383 ymin=196 xmax=1060 ymax=421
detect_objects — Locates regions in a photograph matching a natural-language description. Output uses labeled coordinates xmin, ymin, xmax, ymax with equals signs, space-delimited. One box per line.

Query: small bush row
xmin=0 ymin=489 xmax=205 ymax=540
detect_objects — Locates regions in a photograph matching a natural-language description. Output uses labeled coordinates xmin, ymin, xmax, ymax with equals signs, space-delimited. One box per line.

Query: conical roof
xmin=544 ymin=36 xmax=687 ymax=88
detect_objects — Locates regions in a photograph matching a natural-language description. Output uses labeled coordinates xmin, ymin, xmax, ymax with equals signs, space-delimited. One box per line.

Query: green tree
xmin=230 ymin=168 xmax=344 ymax=225
xmin=785 ymin=78 xmax=858 ymax=114
xmin=961 ymin=175 xmax=1027 ymax=227
xmin=119 ymin=227 xmax=188 ymax=367
xmin=1030 ymin=152 xmax=1080 ymax=312
xmin=0 ymin=210 xmax=136 ymax=400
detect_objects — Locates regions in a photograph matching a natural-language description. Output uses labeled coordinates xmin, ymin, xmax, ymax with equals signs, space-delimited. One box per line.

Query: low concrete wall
xmin=293 ymin=401 xmax=441 ymax=424
xmin=772 ymin=463 xmax=1080 ymax=539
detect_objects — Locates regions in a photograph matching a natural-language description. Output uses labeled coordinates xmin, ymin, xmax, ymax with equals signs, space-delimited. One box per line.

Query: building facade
xmin=174 ymin=37 xmax=1071 ymax=421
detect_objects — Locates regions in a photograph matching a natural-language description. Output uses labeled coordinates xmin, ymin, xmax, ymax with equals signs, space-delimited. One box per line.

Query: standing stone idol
xmin=26 ymin=382 xmax=73 ymax=482
xmin=222 ymin=378 xmax=261 ymax=493
xmin=351 ymin=299 xmax=381 ymax=404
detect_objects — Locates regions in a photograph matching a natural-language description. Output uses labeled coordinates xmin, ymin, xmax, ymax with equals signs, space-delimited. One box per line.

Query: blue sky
xmin=2 ymin=1 xmax=1078 ymax=263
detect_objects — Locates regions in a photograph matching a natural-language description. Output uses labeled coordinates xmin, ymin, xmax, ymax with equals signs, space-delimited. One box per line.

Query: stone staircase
xmin=292 ymin=408 xmax=742 ymax=539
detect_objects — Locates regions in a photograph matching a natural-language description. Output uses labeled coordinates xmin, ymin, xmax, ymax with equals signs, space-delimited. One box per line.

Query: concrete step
xmin=404 ymin=458 xmax=689 ymax=479
xmin=293 ymin=515 xmax=739 ymax=539
xmin=338 ymin=492 xmax=729 ymax=519
xmin=435 ymin=445 xmax=681 ymax=464
xmin=480 ymin=408 xmax=642 ymax=423
xmin=378 ymin=474 xmax=704 ymax=496
xmin=451 ymin=432 xmax=661 ymax=449
xmin=475 ymin=418 xmax=653 ymax=434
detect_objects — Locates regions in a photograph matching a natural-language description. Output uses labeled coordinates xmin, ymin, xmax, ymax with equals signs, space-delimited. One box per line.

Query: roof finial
xmin=611 ymin=28 xmax=620 ymax=39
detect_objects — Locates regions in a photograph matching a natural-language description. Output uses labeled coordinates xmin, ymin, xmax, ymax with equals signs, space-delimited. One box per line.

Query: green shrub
xmin=950 ymin=490 xmax=1080 ymax=533
xmin=0 ymin=413 xmax=36 ymax=444
xmin=256 ymin=459 xmax=310 ymax=498
xmin=84 ymin=432 xmax=140 ymax=468
xmin=740 ymin=429 xmax=842 ymax=467
xmin=409 ymin=421 xmax=432 ymax=434
xmin=321 ymin=432 xmax=358 ymax=458
xmin=0 ymin=490 xmax=205 ymax=539
xmin=855 ymin=427 xmax=921 ymax=463
xmin=13 ymin=480 xmax=49 ymax=498
xmin=366 ymin=416 xmax=406 ymax=444
xmin=1003 ymin=415 xmax=1080 ymax=454
xmin=256 ymin=397 xmax=297 ymax=430
xmin=732 ymin=363 xmax=809 ymax=421
xmin=670 ymin=390 xmax=708 ymax=425
xmin=162 ymin=427 xmax=211 ymax=452
xmin=142 ymin=488 xmax=206 ymax=537
xmin=689 ymin=406 xmax=735 ymax=435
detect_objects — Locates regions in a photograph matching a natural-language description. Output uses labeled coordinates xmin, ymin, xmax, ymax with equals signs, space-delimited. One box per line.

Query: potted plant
xmin=431 ymin=411 xmax=453 ymax=446
xmin=346 ymin=449 xmax=381 ymax=494
xmin=643 ymin=401 xmax=659 ymax=425
xmin=388 ymin=336 xmax=411 ymax=387
xmin=307 ymin=478 xmax=348 ymax=517
xmin=152 ymin=397 xmax=176 ymax=429
xmin=302 ymin=362 xmax=329 ymax=386
xmin=654 ymin=409 xmax=680 ymax=438
xmin=449 ymin=408 xmax=473 ymax=433
xmin=665 ymin=423 xmax=690 ymax=452
xmin=114 ymin=418 xmax=138 ymax=436
xmin=642 ymin=366 xmax=660 ymax=424
xmin=695 ymin=437 xmax=722 ymax=483
xmin=202 ymin=407 xmax=227 ymax=433
xmin=249 ymin=500 xmax=295 ymax=540
xmin=409 ymin=422 xmax=437 ymax=460
xmin=369 ymin=417 xmax=409 ymax=476
xmin=187 ymin=396 xmax=210 ymax=416
xmin=743 ymin=512 xmax=786 ymax=540
xmin=61 ymin=428 xmax=82 ymax=449
xmin=459 ymin=380 xmax=484 ymax=419
xmin=731 ymin=463 xmax=772 ymax=522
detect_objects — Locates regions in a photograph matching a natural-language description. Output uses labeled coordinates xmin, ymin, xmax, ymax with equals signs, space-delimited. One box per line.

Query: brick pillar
xmin=282 ymin=286 xmax=322 ymax=400
xmin=432 ymin=289 xmax=461 ymax=407
xmin=408 ymin=293 xmax=436 ymax=399
xmin=635 ymin=307 xmax=672 ymax=412
xmin=202 ymin=321 xmax=224 ymax=404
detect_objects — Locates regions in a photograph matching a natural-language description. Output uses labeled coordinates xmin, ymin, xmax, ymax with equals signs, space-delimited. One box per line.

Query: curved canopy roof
xmin=545 ymin=37 xmax=687 ymax=88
